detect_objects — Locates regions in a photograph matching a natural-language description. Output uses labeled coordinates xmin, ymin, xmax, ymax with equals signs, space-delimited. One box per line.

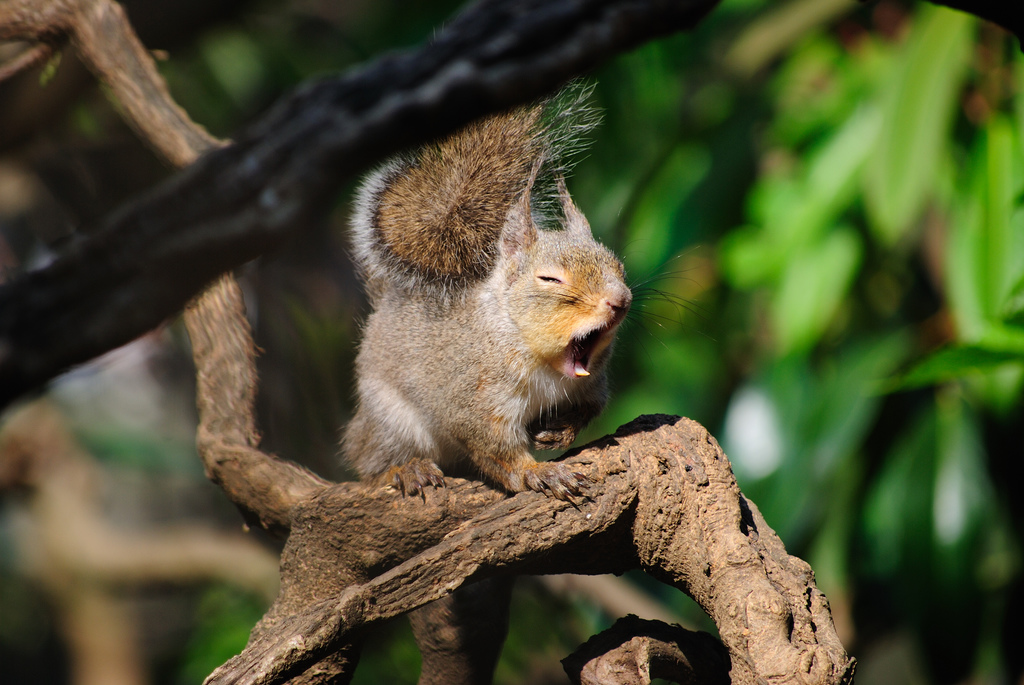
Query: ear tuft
xmin=557 ymin=176 xmax=593 ymax=238
xmin=501 ymin=156 xmax=544 ymax=258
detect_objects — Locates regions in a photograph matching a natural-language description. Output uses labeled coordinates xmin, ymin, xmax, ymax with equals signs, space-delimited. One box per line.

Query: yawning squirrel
xmin=343 ymin=90 xmax=631 ymax=499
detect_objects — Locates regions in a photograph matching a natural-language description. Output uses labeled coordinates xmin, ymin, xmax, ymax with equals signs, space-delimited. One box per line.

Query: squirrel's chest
xmin=490 ymin=366 xmax=576 ymax=425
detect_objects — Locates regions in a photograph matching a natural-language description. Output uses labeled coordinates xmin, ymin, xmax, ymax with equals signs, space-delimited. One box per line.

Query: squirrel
xmin=343 ymin=89 xmax=631 ymax=500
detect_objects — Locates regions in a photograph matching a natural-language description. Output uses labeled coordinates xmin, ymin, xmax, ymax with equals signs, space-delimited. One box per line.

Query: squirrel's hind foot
xmin=377 ymin=459 xmax=446 ymax=497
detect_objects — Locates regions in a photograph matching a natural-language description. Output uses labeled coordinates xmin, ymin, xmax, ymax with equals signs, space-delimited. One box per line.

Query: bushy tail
xmin=349 ymin=83 xmax=597 ymax=295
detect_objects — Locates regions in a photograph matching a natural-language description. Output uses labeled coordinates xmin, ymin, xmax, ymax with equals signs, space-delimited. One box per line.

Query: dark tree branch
xmin=0 ymin=0 xmax=721 ymax=409
xmin=562 ymin=615 xmax=731 ymax=685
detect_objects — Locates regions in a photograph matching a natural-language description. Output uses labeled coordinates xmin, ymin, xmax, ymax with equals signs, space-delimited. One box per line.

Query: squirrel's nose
xmin=603 ymin=286 xmax=632 ymax=320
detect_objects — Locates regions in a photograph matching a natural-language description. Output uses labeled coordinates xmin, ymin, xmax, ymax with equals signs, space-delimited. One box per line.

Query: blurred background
xmin=1 ymin=0 xmax=1022 ymax=683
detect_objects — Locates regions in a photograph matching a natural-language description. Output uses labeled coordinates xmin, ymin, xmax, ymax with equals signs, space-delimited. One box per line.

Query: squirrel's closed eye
xmin=538 ymin=275 xmax=563 ymax=284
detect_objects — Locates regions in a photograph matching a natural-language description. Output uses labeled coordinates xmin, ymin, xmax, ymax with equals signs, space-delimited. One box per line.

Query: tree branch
xmin=562 ymin=615 xmax=731 ymax=685
xmin=184 ymin=276 xmax=330 ymax=535
xmin=1 ymin=0 xmax=328 ymax=529
xmin=203 ymin=416 xmax=855 ymax=685
xmin=0 ymin=41 xmax=55 ymax=83
xmin=0 ymin=0 xmax=223 ymax=165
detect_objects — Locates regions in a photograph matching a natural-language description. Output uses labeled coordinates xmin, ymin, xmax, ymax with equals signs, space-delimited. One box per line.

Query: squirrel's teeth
xmin=569 ymin=328 xmax=602 ymax=378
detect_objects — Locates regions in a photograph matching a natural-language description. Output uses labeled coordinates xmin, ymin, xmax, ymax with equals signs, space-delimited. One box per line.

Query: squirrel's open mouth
xmin=563 ymin=326 xmax=608 ymax=378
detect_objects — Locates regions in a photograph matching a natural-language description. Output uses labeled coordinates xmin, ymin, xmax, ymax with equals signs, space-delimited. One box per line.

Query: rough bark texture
xmin=199 ymin=416 xmax=855 ymax=685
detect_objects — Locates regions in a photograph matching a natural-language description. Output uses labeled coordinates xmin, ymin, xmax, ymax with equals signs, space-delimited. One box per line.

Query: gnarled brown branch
xmin=0 ymin=0 xmax=223 ymax=166
xmin=185 ymin=276 xmax=329 ymax=535
xmin=202 ymin=416 xmax=855 ymax=685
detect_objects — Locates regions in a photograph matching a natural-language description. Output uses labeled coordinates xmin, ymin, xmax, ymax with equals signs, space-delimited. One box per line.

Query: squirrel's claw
xmin=523 ymin=462 xmax=587 ymax=501
xmin=382 ymin=459 xmax=446 ymax=498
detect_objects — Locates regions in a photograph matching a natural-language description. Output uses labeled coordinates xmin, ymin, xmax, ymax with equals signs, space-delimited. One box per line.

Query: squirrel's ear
xmin=557 ymin=176 xmax=593 ymax=238
xmin=500 ymin=157 xmax=542 ymax=258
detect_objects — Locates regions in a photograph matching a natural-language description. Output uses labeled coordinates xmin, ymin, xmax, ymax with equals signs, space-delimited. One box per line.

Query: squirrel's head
xmin=498 ymin=176 xmax=631 ymax=379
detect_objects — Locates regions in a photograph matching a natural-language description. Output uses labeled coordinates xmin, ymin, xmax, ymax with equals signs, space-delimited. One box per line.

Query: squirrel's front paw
xmin=531 ymin=425 xmax=579 ymax=450
xmin=522 ymin=461 xmax=586 ymax=501
xmin=379 ymin=459 xmax=445 ymax=497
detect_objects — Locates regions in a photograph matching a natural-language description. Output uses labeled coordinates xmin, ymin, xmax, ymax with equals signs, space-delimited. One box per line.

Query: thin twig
xmin=0 ymin=41 xmax=54 ymax=82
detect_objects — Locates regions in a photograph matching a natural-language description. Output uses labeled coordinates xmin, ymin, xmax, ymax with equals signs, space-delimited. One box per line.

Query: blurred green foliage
xmin=177 ymin=586 xmax=269 ymax=684
xmin=7 ymin=0 xmax=1020 ymax=682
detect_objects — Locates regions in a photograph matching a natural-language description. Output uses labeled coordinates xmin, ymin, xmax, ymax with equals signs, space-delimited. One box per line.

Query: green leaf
xmin=721 ymin=108 xmax=879 ymax=289
xmin=946 ymin=141 xmax=987 ymax=340
xmin=768 ymin=35 xmax=850 ymax=146
xmin=809 ymin=333 xmax=912 ymax=472
xmin=864 ymin=5 xmax=974 ymax=245
xmin=862 ymin=407 xmax=937 ymax=576
xmin=1004 ymin=267 xmax=1024 ymax=325
xmin=1005 ymin=202 xmax=1024 ymax=324
xmin=888 ymin=345 xmax=1024 ymax=391
xmin=764 ymin=105 xmax=881 ymax=247
xmin=976 ymin=321 xmax=1024 ymax=354
xmin=981 ymin=116 xmax=1016 ymax=318
xmin=771 ymin=226 xmax=863 ymax=355
xmin=947 ymin=117 xmax=1023 ymax=340
xmin=933 ymin=397 xmax=990 ymax=552
xmin=719 ymin=224 xmax=786 ymax=287
xmin=804 ymin=106 xmax=881 ymax=216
